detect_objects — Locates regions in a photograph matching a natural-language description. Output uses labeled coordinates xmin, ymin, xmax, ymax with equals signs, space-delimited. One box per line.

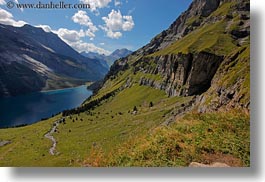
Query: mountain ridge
xmin=81 ymin=48 xmax=133 ymax=68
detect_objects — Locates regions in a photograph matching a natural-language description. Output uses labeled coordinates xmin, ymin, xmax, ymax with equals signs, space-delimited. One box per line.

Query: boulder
xmin=0 ymin=140 xmax=11 ymax=147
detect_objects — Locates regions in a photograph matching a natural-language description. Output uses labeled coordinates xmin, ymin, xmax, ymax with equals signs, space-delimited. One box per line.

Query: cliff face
xmin=196 ymin=46 xmax=250 ymax=112
xmin=137 ymin=52 xmax=223 ymax=97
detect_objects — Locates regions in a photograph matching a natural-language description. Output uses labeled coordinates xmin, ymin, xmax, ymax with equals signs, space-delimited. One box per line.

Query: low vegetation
xmin=83 ymin=110 xmax=250 ymax=167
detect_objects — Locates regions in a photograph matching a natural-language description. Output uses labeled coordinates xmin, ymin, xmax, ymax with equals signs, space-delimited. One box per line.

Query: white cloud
xmin=35 ymin=25 xmax=110 ymax=55
xmin=36 ymin=26 xmax=95 ymax=42
xmin=53 ymin=27 xmax=110 ymax=55
xmin=72 ymin=10 xmax=90 ymax=27
xmin=72 ymin=10 xmax=98 ymax=32
xmin=13 ymin=0 xmax=23 ymax=12
xmin=0 ymin=8 xmax=11 ymax=19
xmin=70 ymin=40 xmax=111 ymax=55
xmin=100 ymin=9 xmax=134 ymax=39
xmin=99 ymin=42 xmax=105 ymax=46
xmin=36 ymin=24 xmax=53 ymax=32
xmin=114 ymin=0 xmax=121 ymax=6
xmin=0 ymin=8 xmax=26 ymax=27
xmin=56 ymin=28 xmax=86 ymax=43
xmin=128 ymin=7 xmax=136 ymax=15
xmin=106 ymin=29 xmax=122 ymax=39
xmin=102 ymin=10 xmax=123 ymax=32
xmin=0 ymin=0 xmax=6 ymax=5
xmin=122 ymin=15 xmax=134 ymax=31
xmin=80 ymin=0 xmax=111 ymax=12
xmin=72 ymin=10 xmax=98 ymax=38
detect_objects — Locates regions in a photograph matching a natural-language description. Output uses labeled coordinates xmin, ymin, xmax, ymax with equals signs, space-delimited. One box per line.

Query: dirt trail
xmin=44 ymin=119 xmax=62 ymax=155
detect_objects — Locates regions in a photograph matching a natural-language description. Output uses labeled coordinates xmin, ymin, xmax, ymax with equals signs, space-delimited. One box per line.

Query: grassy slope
xmin=0 ymin=116 xmax=59 ymax=166
xmin=0 ymin=84 xmax=192 ymax=166
xmin=84 ymin=111 xmax=249 ymax=167
xmin=57 ymin=85 xmax=194 ymax=165
xmin=152 ymin=20 xmax=237 ymax=56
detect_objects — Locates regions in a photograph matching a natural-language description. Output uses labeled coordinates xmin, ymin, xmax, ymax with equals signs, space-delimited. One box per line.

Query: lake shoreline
xmin=0 ymin=82 xmax=93 ymax=99
xmin=0 ymin=85 xmax=93 ymax=128
xmin=40 ymin=84 xmax=88 ymax=93
xmin=41 ymin=82 xmax=93 ymax=93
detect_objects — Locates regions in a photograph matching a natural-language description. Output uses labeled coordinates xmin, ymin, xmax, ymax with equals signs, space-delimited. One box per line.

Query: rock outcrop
xmin=196 ymin=47 xmax=250 ymax=112
xmin=0 ymin=140 xmax=11 ymax=147
xmin=138 ymin=52 xmax=223 ymax=97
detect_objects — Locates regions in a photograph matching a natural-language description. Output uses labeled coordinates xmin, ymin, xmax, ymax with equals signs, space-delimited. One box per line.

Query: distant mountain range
xmin=0 ymin=24 xmax=108 ymax=97
xmin=81 ymin=48 xmax=133 ymax=68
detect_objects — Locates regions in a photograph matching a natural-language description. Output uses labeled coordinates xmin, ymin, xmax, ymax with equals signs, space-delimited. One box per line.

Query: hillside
xmin=0 ymin=24 xmax=108 ymax=97
xmin=0 ymin=0 xmax=250 ymax=167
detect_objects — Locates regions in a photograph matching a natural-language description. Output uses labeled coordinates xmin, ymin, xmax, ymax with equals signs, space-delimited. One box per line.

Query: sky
xmin=0 ymin=0 xmax=192 ymax=55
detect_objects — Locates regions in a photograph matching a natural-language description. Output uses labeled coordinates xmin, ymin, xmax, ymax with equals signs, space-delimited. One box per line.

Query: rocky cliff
xmin=137 ymin=52 xmax=223 ymax=97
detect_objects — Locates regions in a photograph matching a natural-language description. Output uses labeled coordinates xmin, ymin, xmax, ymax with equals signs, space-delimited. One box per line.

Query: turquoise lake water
xmin=0 ymin=85 xmax=92 ymax=128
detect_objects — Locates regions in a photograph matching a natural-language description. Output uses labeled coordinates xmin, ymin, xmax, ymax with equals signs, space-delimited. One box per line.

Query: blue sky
xmin=0 ymin=0 xmax=192 ymax=55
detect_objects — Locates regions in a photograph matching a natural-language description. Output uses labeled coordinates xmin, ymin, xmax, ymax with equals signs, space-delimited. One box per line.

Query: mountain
xmin=107 ymin=48 xmax=133 ymax=66
xmin=0 ymin=24 xmax=108 ymax=97
xmin=105 ymin=0 xmax=250 ymax=111
xmin=0 ymin=0 xmax=250 ymax=167
xmin=81 ymin=51 xmax=109 ymax=70
xmin=81 ymin=48 xmax=133 ymax=68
